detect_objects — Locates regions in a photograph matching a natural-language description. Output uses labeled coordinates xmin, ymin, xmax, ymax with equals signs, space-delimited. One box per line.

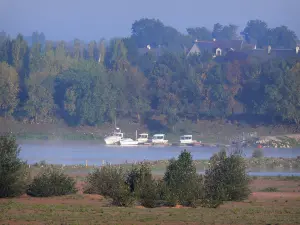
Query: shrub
xmin=252 ymin=148 xmax=264 ymax=158
xmin=203 ymin=147 xmax=251 ymax=208
xmin=163 ymin=150 xmax=204 ymax=207
xmin=85 ymin=166 xmax=133 ymax=206
xmin=126 ymin=163 xmax=158 ymax=208
xmin=27 ymin=168 xmax=77 ymax=197
xmin=260 ymin=187 xmax=278 ymax=192
xmin=0 ymin=135 xmax=29 ymax=197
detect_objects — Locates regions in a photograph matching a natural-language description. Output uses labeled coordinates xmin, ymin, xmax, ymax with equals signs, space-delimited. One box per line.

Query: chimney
xmin=267 ymin=45 xmax=271 ymax=54
xmin=296 ymin=46 xmax=299 ymax=54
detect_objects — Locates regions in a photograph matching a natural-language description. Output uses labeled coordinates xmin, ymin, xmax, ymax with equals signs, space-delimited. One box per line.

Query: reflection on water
xmin=19 ymin=141 xmax=300 ymax=166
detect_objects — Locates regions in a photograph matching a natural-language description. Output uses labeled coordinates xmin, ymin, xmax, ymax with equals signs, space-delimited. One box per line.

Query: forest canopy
xmin=0 ymin=19 xmax=300 ymax=131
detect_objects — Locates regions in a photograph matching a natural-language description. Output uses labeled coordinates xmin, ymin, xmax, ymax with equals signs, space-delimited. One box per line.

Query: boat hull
xmin=152 ymin=140 xmax=168 ymax=144
xmin=104 ymin=137 xmax=122 ymax=145
xmin=180 ymin=140 xmax=195 ymax=144
xmin=120 ymin=139 xmax=139 ymax=146
xmin=137 ymin=138 xmax=148 ymax=144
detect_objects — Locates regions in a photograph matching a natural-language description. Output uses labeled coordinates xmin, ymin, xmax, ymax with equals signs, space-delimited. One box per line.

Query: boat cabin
xmin=112 ymin=131 xmax=123 ymax=138
xmin=180 ymin=135 xmax=194 ymax=144
xmin=152 ymin=134 xmax=168 ymax=144
xmin=139 ymin=133 xmax=148 ymax=139
xmin=137 ymin=133 xmax=148 ymax=143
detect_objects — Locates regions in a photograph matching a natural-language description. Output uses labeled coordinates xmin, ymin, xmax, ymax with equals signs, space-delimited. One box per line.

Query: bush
xmin=85 ymin=166 xmax=133 ymax=206
xmin=252 ymin=148 xmax=264 ymax=158
xmin=27 ymin=168 xmax=77 ymax=197
xmin=126 ymin=163 xmax=158 ymax=207
xmin=203 ymin=148 xmax=251 ymax=208
xmin=260 ymin=187 xmax=278 ymax=192
xmin=163 ymin=150 xmax=204 ymax=207
xmin=0 ymin=135 xmax=29 ymax=197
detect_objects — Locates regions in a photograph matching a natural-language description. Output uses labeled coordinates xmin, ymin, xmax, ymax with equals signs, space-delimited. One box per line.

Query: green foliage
xmin=252 ymin=148 xmax=264 ymax=158
xmin=163 ymin=150 xmax=204 ymax=206
xmin=126 ymin=163 xmax=158 ymax=208
xmin=0 ymin=19 xmax=299 ymax=128
xmin=260 ymin=187 xmax=278 ymax=192
xmin=0 ymin=135 xmax=28 ymax=197
xmin=0 ymin=62 xmax=19 ymax=116
xmin=27 ymin=168 xmax=76 ymax=197
xmin=85 ymin=166 xmax=134 ymax=207
xmin=203 ymin=148 xmax=251 ymax=208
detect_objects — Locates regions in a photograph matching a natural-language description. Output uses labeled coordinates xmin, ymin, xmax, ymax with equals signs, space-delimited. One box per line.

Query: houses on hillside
xmin=137 ymin=38 xmax=300 ymax=62
xmin=187 ymin=39 xmax=300 ymax=61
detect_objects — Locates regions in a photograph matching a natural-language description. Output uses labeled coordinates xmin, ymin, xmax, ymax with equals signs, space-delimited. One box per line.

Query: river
xmin=19 ymin=140 xmax=300 ymax=165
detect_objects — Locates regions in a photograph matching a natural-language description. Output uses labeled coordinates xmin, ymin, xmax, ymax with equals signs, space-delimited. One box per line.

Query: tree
xmin=131 ymin=18 xmax=165 ymax=48
xmin=85 ymin=166 xmax=134 ymax=206
xmin=126 ymin=163 xmax=158 ymax=207
xmin=203 ymin=148 xmax=251 ymax=207
xmin=27 ymin=168 xmax=76 ymax=197
xmin=131 ymin=18 xmax=192 ymax=52
xmin=163 ymin=150 xmax=204 ymax=206
xmin=24 ymin=73 xmax=55 ymax=123
xmin=187 ymin=27 xmax=212 ymax=41
xmin=87 ymin=40 xmax=97 ymax=60
xmin=11 ymin=34 xmax=29 ymax=74
xmin=243 ymin=20 xmax=269 ymax=47
xmin=29 ymin=42 xmax=44 ymax=72
xmin=0 ymin=37 xmax=12 ymax=64
xmin=0 ymin=135 xmax=28 ymax=197
xmin=212 ymin=23 xmax=239 ymax=40
xmin=269 ymin=26 xmax=298 ymax=48
xmin=0 ymin=62 xmax=19 ymax=116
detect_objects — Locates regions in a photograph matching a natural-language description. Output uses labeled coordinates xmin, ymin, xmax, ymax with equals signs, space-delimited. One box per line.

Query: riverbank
xmin=1 ymin=117 xmax=299 ymax=144
xmin=28 ymin=157 xmax=300 ymax=178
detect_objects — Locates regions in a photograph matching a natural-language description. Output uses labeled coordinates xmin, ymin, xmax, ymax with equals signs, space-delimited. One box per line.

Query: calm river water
xmin=18 ymin=141 xmax=300 ymax=176
xmin=19 ymin=140 xmax=300 ymax=165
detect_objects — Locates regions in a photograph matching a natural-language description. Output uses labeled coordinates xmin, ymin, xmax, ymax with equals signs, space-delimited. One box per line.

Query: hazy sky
xmin=0 ymin=0 xmax=299 ymax=41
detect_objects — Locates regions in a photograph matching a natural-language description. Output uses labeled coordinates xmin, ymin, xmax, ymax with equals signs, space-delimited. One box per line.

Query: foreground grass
xmin=0 ymin=176 xmax=299 ymax=224
xmin=0 ymin=194 xmax=300 ymax=225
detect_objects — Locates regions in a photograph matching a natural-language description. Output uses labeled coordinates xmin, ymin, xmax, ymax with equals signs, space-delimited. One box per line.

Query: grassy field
xmin=0 ymin=176 xmax=300 ymax=225
xmin=2 ymin=162 xmax=300 ymax=224
xmin=0 ymin=117 xmax=297 ymax=144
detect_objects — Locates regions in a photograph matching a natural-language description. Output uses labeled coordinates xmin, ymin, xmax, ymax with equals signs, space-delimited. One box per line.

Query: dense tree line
xmin=0 ymin=19 xmax=299 ymax=130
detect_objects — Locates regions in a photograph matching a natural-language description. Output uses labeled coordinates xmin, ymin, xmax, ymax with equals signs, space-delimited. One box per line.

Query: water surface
xmin=19 ymin=140 xmax=300 ymax=166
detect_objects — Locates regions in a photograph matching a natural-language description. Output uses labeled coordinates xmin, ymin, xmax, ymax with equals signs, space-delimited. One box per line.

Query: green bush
xmin=0 ymin=135 xmax=29 ymax=197
xmin=163 ymin=150 xmax=204 ymax=207
xmin=252 ymin=148 xmax=264 ymax=158
xmin=85 ymin=166 xmax=133 ymax=206
xmin=260 ymin=187 xmax=278 ymax=192
xmin=27 ymin=168 xmax=77 ymax=197
xmin=126 ymin=163 xmax=158 ymax=208
xmin=203 ymin=148 xmax=251 ymax=208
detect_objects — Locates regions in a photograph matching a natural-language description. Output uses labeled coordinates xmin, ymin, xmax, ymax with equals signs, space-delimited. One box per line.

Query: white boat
xmin=180 ymin=135 xmax=195 ymax=144
xmin=120 ymin=138 xmax=139 ymax=146
xmin=137 ymin=133 xmax=149 ymax=144
xmin=152 ymin=134 xmax=168 ymax=144
xmin=104 ymin=128 xmax=124 ymax=145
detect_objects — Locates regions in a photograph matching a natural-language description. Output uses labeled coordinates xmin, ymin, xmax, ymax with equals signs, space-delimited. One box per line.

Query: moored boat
xmin=137 ymin=133 xmax=149 ymax=144
xmin=180 ymin=135 xmax=196 ymax=145
xmin=152 ymin=134 xmax=168 ymax=144
xmin=104 ymin=128 xmax=123 ymax=145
